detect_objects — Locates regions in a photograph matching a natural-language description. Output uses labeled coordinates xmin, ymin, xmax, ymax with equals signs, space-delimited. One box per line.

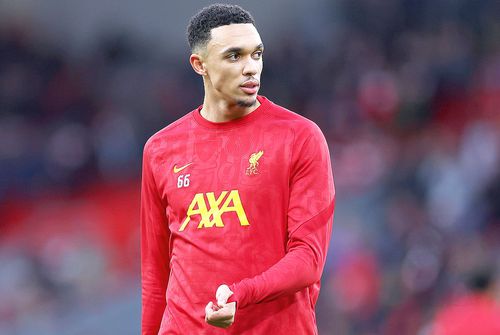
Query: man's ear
xmin=190 ymin=54 xmax=206 ymax=76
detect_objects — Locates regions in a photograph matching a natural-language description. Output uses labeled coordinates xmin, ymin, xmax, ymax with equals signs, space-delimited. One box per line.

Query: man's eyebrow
xmin=221 ymin=43 xmax=264 ymax=54
xmin=222 ymin=47 xmax=243 ymax=54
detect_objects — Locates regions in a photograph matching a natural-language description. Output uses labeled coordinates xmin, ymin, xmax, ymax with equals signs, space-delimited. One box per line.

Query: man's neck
xmin=200 ymin=96 xmax=260 ymax=123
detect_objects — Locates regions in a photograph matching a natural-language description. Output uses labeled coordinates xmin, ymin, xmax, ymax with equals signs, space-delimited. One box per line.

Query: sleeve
xmin=228 ymin=124 xmax=335 ymax=309
xmin=141 ymin=142 xmax=170 ymax=334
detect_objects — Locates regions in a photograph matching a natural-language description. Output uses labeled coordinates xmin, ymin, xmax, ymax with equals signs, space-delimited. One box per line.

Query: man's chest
xmin=151 ymin=130 xmax=293 ymax=232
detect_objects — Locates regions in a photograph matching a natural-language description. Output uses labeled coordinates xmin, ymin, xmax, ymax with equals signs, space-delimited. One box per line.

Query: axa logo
xmin=179 ymin=190 xmax=249 ymax=231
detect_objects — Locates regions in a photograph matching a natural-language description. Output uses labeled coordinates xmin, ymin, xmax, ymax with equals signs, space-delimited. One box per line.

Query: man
xmin=141 ymin=4 xmax=335 ymax=334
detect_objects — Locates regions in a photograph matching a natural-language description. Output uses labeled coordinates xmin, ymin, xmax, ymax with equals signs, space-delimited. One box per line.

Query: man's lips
xmin=240 ymin=80 xmax=260 ymax=94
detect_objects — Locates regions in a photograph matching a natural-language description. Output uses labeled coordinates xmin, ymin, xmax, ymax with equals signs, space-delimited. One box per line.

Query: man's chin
xmin=236 ymin=97 xmax=258 ymax=108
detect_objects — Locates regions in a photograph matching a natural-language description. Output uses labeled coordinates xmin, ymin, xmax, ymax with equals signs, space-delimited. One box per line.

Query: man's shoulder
xmin=264 ymin=97 xmax=324 ymax=138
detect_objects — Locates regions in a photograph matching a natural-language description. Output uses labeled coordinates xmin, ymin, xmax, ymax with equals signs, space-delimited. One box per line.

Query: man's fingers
xmin=206 ymin=317 xmax=233 ymax=328
xmin=205 ymin=301 xmax=221 ymax=311
xmin=207 ymin=304 xmax=234 ymax=321
xmin=205 ymin=301 xmax=219 ymax=320
xmin=208 ymin=309 xmax=234 ymax=321
xmin=205 ymin=301 xmax=213 ymax=321
xmin=205 ymin=302 xmax=236 ymax=328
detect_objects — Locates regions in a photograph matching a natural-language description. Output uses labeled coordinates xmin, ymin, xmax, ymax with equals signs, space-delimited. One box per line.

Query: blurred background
xmin=1 ymin=0 xmax=500 ymax=334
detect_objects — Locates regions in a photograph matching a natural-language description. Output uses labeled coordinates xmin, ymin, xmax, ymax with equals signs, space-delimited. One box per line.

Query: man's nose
xmin=242 ymin=57 xmax=259 ymax=76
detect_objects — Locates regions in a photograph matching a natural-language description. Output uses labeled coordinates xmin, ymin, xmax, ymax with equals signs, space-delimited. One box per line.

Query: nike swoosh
xmin=173 ymin=163 xmax=193 ymax=173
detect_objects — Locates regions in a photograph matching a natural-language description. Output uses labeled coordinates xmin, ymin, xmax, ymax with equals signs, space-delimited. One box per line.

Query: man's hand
xmin=205 ymin=301 xmax=236 ymax=328
xmin=205 ymin=284 xmax=236 ymax=328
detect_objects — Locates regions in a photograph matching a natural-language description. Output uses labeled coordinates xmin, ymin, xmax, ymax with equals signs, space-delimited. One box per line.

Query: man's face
xmin=201 ymin=23 xmax=263 ymax=108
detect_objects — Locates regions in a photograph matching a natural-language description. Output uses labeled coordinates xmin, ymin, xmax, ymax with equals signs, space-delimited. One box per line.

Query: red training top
xmin=141 ymin=96 xmax=335 ymax=334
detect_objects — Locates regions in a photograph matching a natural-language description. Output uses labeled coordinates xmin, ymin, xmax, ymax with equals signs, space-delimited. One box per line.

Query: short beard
xmin=236 ymin=98 xmax=257 ymax=108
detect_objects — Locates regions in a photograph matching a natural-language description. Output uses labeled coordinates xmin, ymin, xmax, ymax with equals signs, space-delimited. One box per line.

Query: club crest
xmin=246 ymin=150 xmax=264 ymax=175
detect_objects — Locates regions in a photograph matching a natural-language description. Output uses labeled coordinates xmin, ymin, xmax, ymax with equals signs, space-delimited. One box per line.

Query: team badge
xmin=246 ymin=150 xmax=264 ymax=175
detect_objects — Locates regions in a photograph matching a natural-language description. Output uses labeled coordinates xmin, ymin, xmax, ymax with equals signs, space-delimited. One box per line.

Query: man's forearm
xmin=228 ymin=201 xmax=334 ymax=309
xmin=142 ymin=287 xmax=166 ymax=334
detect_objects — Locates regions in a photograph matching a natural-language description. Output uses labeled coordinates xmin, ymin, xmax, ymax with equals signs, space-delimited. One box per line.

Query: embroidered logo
xmin=173 ymin=163 xmax=193 ymax=174
xmin=246 ymin=150 xmax=264 ymax=175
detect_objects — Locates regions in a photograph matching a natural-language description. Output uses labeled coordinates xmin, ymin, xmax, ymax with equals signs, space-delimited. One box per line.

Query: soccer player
xmin=141 ymin=4 xmax=335 ymax=334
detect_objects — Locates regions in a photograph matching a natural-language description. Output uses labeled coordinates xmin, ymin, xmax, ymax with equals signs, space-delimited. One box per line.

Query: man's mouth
xmin=240 ymin=80 xmax=260 ymax=95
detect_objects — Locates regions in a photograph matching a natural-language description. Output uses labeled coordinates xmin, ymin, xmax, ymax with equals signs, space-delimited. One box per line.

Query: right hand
xmin=205 ymin=301 xmax=236 ymax=329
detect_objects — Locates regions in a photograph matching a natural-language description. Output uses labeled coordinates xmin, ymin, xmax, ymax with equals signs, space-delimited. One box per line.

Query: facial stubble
xmin=236 ymin=98 xmax=258 ymax=108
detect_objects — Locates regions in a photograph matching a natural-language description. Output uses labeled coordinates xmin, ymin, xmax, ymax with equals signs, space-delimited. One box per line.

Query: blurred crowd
xmin=1 ymin=0 xmax=500 ymax=334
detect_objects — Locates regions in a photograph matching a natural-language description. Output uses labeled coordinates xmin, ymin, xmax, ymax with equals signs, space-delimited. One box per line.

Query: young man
xmin=141 ymin=4 xmax=335 ymax=334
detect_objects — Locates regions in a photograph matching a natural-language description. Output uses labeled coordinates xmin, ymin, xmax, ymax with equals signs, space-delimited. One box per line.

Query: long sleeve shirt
xmin=141 ymin=96 xmax=335 ymax=334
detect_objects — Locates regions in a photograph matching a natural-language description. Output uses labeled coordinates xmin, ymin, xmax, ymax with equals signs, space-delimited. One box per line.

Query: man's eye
xmin=253 ymin=51 xmax=263 ymax=59
xmin=227 ymin=53 xmax=239 ymax=61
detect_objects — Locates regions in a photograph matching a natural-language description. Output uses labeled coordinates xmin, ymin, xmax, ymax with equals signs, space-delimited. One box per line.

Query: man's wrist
xmin=226 ymin=284 xmax=240 ymax=309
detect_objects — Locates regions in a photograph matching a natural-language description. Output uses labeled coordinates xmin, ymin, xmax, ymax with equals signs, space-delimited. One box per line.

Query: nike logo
xmin=173 ymin=163 xmax=193 ymax=173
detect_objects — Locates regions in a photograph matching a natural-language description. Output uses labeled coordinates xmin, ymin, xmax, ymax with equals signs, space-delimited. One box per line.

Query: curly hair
xmin=187 ymin=3 xmax=255 ymax=52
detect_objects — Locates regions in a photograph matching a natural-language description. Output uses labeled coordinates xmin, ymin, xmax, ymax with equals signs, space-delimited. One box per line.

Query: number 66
xmin=177 ymin=174 xmax=190 ymax=188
